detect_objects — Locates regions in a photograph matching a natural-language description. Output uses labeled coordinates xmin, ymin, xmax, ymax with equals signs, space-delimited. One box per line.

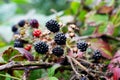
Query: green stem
xmin=0 ymin=74 xmax=21 ymax=80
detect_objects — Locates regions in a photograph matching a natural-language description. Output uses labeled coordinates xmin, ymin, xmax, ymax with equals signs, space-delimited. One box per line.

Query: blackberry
xmin=18 ymin=20 xmax=25 ymax=27
xmin=52 ymin=46 xmax=64 ymax=57
xmin=77 ymin=41 xmax=88 ymax=52
xmin=14 ymin=40 xmax=24 ymax=48
xmin=93 ymin=50 xmax=102 ymax=60
xmin=34 ymin=41 xmax=49 ymax=54
xmin=54 ymin=32 xmax=66 ymax=45
xmin=60 ymin=57 xmax=70 ymax=65
xmin=45 ymin=19 xmax=60 ymax=33
xmin=11 ymin=25 xmax=18 ymax=33
xmin=30 ymin=19 xmax=39 ymax=28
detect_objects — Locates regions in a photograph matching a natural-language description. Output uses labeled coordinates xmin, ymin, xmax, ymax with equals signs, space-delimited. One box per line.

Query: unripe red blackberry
xmin=77 ymin=41 xmax=88 ymax=52
xmin=93 ymin=50 xmax=102 ymax=60
xmin=45 ymin=19 xmax=60 ymax=33
xmin=54 ymin=32 xmax=66 ymax=45
xmin=14 ymin=40 xmax=24 ymax=48
xmin=34 ymin=41 xmax=49 ymax=54
xmin=30 ymin=19 xmax=39 ymax=28
xmin=24 ymin=44 xmax=32 ymax=51
xmin=11 ymin=25 xmax=18 ymax=33
xmin=18 ymin=20 xmax=26 ymax=27
xmin=33 ymin=29 xmax=41 ymax=37
xmin=52 ymin=46 xmax=64 ymax=57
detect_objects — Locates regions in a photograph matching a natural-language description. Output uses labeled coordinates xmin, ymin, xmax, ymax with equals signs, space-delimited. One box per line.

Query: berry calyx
xmin=33 ymin=29 xmax=41 ymax=37
xmin=24 ymin=44 xmax=32 ymax=51
xmin=30 ymin=19 xmax=39 ymax=28
xmin=77 ymin=41 xmax=88 ymax=52
xmin=52 ymin=46 xmax=64 ymax=57
xmin=14 ymin=40 xmax=24 ymax=48
xmin=54 ymin=32 xmax=66 ymax=45
xmin=18 ymin=20 xmax=26 ymax=27
xmin=11 ymin=25 xmax=18 ymax=33
xmin=45 ymin=19 xmax=60 ymax=33
xmin=93 ymin=50 xmax=102 ymax=60
xmin=34 ymin=41 xmax=49 ymax=54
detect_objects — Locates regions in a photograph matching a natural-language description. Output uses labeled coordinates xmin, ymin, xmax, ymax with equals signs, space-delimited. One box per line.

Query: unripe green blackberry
xmin=45 ymin=19 xmax=60 ymax=33
xmin=54 ymin=32 xmax=66 ymax=45
xmin=14 ymin=40 xmax=24 ymax=48
xmin=52 ymin=46 xmax=64 ymax=57
xmin=18 ymin=20 xmax=25 ymax=27
xmin=77 ymin=41 xmax=88 ymax=52
xmin=34 ymin=41 xmax=49 ymax=54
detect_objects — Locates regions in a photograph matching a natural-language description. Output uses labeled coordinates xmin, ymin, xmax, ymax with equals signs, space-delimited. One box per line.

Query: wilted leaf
xmin=88 ymin=38 xmax=112 ymax=59
xmin=97 ymin=6 xmax=113 ymax=14
xmin=2 ymin=47 xmax=21 ymax=62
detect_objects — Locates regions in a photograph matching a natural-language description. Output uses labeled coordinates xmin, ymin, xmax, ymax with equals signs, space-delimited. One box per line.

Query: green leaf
xmin=60 ymin=26 xmax=68 ymax=33
xmin=11 ymin=0 xmax=29 ymax=4
xmin=0 ymin=71 xmax=6 ymax=80
xmin=48 ymin=64 xmax=61 ymax=77
xmin=87 ymin=14 xmax=109 ymax=25
xmin=85 ymin=0 xmax=93 ymax=5
xmin=70 ymin=1 xmax=80 ymax=14
xmin=49 ymin=77 xmax=58 ymax=80
xmin=29 ymin=69 xmax=43 ymax=80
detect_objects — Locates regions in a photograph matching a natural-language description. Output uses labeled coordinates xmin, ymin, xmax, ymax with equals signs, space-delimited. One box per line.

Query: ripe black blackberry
xmin=18 ymin=20 xmax=25 ymax=27
xmin=34 ymin=41 xmax=49 ymax=54
xmin=14 ymin=40 xmax=24 ymax=48
xmin=54 ymin=32 xmax=66 ymax=45
xmin=93 ymin=50 xmax=102 ymax=60
xmin=45 ymin=19 xmax=60 ymax=33
xmin=11 ymin=25 xmax=18 ymax=33
xmin=52 ymin=46 xmax=64 ymax=57
xmin=77 ymin=41 xmax=88 ymax=52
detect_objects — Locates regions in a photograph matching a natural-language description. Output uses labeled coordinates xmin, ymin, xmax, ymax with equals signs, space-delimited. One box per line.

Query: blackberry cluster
xmin=52 ymin=46 xmax=64 ymax=57
xmin=14 ymin=40 xmax=24 ymax=48
xmin=11 ymin=25 xmax=18 ymax=33
xmin=45 ymin=19 xmax=60 ymax=33
xmin=18 ymin=20 xmax=25 ymax=27
xmin=93 ymin=50 xmax=102 ymax=60
xmin=54 ymin=32 xmax=66 ymax=45
xmin=34 ymin=41 xmax=49 ymax=54
xmin=77 ymin=41 xmax=88 ymax=52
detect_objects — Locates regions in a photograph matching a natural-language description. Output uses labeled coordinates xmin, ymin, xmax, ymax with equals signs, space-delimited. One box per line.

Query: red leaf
xmin=15 ymin=48 xmax=34 ymax=61
xmin=105 ymin=23 xmax=114 ymax=36
xmin=108 ymin=50 xmax=120 ymax=80
xmin=88 ymin=38 xmax=112 ymax=59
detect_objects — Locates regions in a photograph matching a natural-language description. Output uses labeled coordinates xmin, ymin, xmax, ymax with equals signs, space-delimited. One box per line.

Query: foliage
xmin=0 ymin=0 xmax=120 ymax=80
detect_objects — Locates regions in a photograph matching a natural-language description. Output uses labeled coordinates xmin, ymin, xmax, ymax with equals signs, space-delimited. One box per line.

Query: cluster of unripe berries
xmin=11 ymin=19 xmax=102 ymax=61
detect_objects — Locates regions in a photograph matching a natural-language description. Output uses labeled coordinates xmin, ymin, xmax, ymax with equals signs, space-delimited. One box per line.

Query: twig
xmin=71 ymin=57 xmax=95 ymax=77
xmin=22 ymin=68 xmax=30 ymax=80
xmin=67 ymin=56 xmax=81 ymax=76
xmin=0 ymin=61 xmax=53 ymax=71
